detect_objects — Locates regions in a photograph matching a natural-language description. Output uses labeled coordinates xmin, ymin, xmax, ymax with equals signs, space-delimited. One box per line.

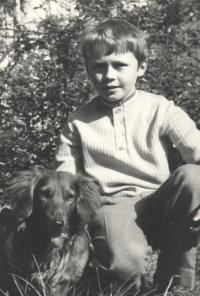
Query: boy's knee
xmin=109 ymin=242 xmax=150 ymax=286
xmin=173 ymin=164 xmax=200 ymax=191
xmin=118 ymin=246 xmax=148 ymax=277
xmin=89 ymin=206 xmax=150 ymax=284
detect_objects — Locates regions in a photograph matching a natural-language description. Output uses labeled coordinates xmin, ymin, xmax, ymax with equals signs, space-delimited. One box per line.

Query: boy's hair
xmin=81 ymin=19 xmax=148 ymax=70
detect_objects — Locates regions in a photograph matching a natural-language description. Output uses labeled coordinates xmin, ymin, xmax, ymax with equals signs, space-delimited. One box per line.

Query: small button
xmin=118 ymin=133 xmax=123 ymax=138
xmin=116 ymin=121 xmax=121 ymax=126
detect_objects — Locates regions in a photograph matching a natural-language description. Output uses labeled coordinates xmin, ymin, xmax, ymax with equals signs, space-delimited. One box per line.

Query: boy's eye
xmin=114 ymin=63 xmax=126 ymax=68
xmin=93 ymin=64 xmax=104 ymax=71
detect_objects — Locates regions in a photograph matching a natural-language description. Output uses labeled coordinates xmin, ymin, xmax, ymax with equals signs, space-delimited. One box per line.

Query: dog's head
xmin=5 ymin=167 xmax=67 ymax=238
xmin=58 ymin=172 xmax=101 ymax=225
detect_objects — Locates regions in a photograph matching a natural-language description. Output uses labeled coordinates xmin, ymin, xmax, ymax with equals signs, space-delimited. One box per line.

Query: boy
xmin=54 ymin=19 xmax=200 ymax=294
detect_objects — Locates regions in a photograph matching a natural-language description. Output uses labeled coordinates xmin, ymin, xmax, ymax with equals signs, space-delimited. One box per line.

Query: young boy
xmin=53 ymin=19 xmax=200 ymax=294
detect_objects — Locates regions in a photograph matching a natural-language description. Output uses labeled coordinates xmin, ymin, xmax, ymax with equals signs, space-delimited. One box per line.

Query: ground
xmin=144 ymin=248 xmax=200 ymax=296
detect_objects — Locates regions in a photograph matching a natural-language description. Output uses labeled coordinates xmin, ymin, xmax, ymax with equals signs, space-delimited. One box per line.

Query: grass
xmin=1 ymin=208 xmax=200 ymax=296
xmin=2 ymin=248 xmax=200 ymax=296
xmin=143 ymin=248 xmax=200 ymax=296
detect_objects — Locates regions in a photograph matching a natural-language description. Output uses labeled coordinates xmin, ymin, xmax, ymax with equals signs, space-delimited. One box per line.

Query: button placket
xmin=113 ymin=106 xmax=126 ymax=152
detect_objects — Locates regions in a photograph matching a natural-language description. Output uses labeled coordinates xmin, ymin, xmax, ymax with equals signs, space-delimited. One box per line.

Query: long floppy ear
xmin=75 ymin=174 xmax=101 ymax=224
xmin=4 ymin=167 xmax=42 ymax=222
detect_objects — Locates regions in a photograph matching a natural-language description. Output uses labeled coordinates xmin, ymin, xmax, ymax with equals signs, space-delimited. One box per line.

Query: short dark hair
xmin=82 ymin=19 xmax=148 ymax=69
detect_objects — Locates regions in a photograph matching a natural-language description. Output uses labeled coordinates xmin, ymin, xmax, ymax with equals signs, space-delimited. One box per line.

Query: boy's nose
xmin=105 ymin=65 xmax=115 ymax=80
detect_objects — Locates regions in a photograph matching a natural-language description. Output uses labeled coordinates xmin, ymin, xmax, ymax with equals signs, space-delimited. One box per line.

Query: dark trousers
xmin=89 ymin=164 xmax=200 ymax=290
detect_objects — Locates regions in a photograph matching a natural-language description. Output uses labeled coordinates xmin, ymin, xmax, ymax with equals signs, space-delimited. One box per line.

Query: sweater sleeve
xmin=52 ymin=116 xmax=84 ymax=174
xmin=164 ymin=101 xmax=200 ymax=163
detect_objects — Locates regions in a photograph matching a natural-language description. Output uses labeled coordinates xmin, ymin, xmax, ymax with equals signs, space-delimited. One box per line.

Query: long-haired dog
xmin=0 ymin=167 xmax=100 ymax=296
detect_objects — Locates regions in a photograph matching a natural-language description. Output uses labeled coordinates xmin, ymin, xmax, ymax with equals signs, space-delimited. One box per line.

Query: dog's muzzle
xmin=51 ymin=219 xmax=65 ymax=236
xmin=56 ymin=220 xmax=64 ymax=228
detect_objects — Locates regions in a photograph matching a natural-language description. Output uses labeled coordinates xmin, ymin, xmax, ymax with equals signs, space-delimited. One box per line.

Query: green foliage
xmin=0 ymin=0 xmax=200 ymax=196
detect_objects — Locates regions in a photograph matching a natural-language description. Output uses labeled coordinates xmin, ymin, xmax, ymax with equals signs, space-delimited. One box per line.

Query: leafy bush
xmin=0 ymin=0 xmax=200 ymax=197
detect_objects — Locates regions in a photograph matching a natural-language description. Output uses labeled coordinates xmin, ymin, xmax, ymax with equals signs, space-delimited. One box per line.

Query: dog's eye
xmin=62 ymin=187 xmax=76 ymax=201
xmin=63 ymin=192 xmax=75 ymax=201
xmin=40 ymin=189 xmax=52 ymax=199
xmin=67 ymin=194 xmax=74 ymax=199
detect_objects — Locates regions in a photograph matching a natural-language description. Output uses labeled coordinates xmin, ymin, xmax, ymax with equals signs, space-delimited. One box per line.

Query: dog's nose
xmin=56 ymin=220 xmax=64 ymax=228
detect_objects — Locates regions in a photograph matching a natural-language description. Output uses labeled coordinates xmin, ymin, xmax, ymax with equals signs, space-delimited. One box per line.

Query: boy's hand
xmin=100 ymin=196 xmax=126 ymax=205
xmin=100 ymin=195 xmax=145 ymax=205
xmin=100 ymin=196 xmax=113 ymax=205
xmin=190 ymin=208 xmax=200 ymax=234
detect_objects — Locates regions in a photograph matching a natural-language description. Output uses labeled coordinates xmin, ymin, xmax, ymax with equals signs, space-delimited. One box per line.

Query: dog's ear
xmin=75 ymin=175 xmax=101 ymax=224
xmin=4 ymin=167 xmax=41 ymax=222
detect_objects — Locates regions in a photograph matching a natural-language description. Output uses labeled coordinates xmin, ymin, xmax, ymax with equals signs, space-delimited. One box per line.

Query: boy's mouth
xmin=102 ymin=85 xmax=120 ymax=90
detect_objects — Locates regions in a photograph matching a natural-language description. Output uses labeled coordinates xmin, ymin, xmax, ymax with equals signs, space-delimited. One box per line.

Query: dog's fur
xmin=0 ymin=167 xmax=100 ymax=295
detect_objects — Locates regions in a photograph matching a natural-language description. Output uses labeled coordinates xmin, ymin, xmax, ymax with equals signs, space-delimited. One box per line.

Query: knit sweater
xmin=53 ymin=90 xmax=200 ymax=197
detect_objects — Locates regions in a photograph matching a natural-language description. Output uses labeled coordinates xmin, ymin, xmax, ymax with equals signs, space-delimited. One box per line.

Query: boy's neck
xmin=101 ymin=89 xmax=136 ymax=106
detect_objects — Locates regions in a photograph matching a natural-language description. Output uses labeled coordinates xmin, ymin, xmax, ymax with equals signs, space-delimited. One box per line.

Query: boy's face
xmin=88 ymin=51 xmax=147 ymax=102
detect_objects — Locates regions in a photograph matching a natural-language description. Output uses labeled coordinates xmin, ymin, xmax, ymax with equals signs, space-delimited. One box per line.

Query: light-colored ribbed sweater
xmin=53 ymin=90 xmax=200 ymax=197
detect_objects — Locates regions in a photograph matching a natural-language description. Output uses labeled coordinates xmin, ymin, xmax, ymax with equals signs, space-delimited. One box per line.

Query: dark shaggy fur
xmin=0 ymin=167 xmax=100 ymax=296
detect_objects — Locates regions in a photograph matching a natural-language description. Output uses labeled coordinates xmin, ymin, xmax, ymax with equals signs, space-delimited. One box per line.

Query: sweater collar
xmin=100 ymin=90 xmax=139 ymax=110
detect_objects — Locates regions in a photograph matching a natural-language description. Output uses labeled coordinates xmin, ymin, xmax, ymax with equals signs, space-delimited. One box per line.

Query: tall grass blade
xmin=13 ymin=276 xmax=25 ymax=296
xmin=164 ymin=275 xmax=181 ymax=296
xmin=10 ymin=273 xmax=43 ymax=296
xmin=0 ymin=289 xmax=9 ymax=296
xmin=32 ymin=254 xmax=47 ymax=296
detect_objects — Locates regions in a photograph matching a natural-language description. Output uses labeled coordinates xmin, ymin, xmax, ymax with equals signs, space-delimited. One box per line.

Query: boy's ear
xmin=137 ymin=60 xmax=148 ymax=77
